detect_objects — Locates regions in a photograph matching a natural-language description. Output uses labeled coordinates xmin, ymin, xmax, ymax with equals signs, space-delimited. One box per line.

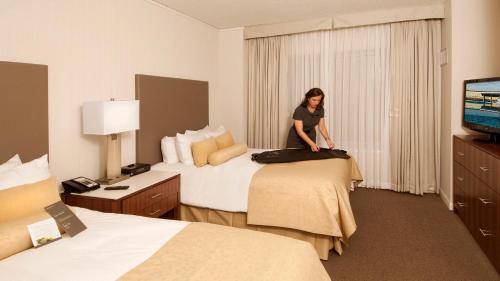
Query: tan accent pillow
xmin=215 ymin=131 xmax=235 ymax=149
xmin=208 ymin=144 xmax=248 ymax=166
xmin=191 ymin=137 xmax=218 ymax=167
xmin=0 ymin=212 xmax=54 ymax=260
xmin=0 ymin=177 xmax=61 ymax=223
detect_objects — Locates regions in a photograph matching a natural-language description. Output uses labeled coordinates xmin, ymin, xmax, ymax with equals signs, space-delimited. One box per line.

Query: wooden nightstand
xmin=61 ymin=171 xmax=180 ymax=219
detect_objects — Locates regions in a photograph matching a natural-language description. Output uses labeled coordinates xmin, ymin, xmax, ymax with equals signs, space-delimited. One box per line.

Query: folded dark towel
xmin=251 ymin=148 xmax=350 ymax=164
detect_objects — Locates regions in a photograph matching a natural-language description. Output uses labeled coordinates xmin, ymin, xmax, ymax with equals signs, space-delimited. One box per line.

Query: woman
xmin=286 ymin=88 xmax=335 ymax=151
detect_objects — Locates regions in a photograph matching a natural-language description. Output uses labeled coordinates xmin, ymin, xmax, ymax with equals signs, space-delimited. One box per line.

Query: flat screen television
xmin=463 ymin=77 xmax=500 ymax=143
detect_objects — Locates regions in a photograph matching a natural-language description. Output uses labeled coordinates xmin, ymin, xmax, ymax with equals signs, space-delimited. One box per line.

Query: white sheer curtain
xmin=246 ymin=21 xmax=441 ymax=191
xmin=284 ymin=25 xmax=392 ymax=188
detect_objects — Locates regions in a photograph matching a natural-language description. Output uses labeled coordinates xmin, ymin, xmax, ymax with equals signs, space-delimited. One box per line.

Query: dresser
xmin=453 ymin=135 xmax=500 ymax=272
xmin=62 ymin=171 xmax=180 ymax=219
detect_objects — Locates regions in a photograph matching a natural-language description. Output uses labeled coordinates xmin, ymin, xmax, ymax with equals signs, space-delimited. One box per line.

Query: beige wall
xmin=213 ymin=28 xmax=246 ymax=143
xmin=0 ymin=0 xmax=219 ymax=181
xmin=440 ymin=0 xmax=500 ymax=209
xmin=440 ymin=0 xmax=453 ymax=209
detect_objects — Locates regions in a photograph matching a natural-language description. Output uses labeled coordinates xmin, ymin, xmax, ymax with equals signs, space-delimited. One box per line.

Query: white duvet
xmin=0 ymin=207 xmax=189 ymax=281
xmin=152 ymin=149 xmax=267 ymax=212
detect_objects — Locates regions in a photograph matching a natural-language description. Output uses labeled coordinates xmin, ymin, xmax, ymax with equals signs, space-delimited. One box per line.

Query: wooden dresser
xmin=62 ymin=171 xmax=180 ymax=219
xmin=453 ymin=135 xmax=499 ymax=272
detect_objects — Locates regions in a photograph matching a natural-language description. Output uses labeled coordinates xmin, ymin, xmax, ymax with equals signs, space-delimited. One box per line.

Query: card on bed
xmin=45 ymin=201 xmax=87 ymax=237
xmin=27 ymin=218 xmax=62 ymax=248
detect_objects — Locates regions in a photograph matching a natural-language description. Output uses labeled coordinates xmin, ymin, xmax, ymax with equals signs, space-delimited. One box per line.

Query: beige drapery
xmin=246 ymin=37 xmax=289 ymax=149
xmin=389 ymin=20 xmax=441 ymax=195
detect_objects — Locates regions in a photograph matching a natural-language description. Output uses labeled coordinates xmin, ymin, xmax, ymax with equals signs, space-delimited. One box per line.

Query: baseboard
xmin=439 ymin=190 xmax=453 ymax=211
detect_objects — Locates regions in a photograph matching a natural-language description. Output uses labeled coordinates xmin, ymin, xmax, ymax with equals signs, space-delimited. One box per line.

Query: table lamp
xmin=82 ymin=99 xmax=139 ymax=184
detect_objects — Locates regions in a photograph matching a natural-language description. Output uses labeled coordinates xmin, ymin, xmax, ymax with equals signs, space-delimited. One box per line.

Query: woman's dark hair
xmin=300 ymin=88 xmax=325 ymax=109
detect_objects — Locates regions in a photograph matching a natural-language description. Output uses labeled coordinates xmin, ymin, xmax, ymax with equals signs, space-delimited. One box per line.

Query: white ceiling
xmin=153 ymin=0 xmax=444 ymax=29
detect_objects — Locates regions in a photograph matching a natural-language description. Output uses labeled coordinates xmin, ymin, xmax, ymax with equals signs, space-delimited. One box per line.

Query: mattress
xmin=0 ymin=207 xmax=189 ymax=281
xmin=152 ymin=149 xmax=267 ymax=212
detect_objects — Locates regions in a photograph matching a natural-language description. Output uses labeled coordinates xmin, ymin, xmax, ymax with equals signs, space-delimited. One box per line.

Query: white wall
xmin=214 ymin=28 xmax=246 ymax=143
xmin=0 ymin=0 xmax=219 ymax=181
xmin=440 ymin=0 xmax=500 ymax=209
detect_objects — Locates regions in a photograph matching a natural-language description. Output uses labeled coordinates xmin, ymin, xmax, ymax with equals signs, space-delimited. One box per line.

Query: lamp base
xmin=96 ymin=174 xmax=130 ymax=185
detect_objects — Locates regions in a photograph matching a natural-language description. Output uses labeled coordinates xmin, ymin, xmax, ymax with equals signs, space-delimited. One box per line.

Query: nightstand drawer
xmin=122 ymin=176 xmax=180 ymax=216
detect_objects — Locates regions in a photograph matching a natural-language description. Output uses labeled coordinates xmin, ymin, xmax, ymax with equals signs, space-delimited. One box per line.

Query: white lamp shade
xmin=83 ymin=100 xmax=140 ymax=135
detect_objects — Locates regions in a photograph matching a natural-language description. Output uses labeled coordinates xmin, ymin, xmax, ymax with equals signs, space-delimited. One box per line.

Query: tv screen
xmin=463 ymin=78 xmax=500 ymax=134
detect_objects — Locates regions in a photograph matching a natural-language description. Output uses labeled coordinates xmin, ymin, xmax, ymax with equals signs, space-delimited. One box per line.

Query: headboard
xmin=0 ymin=61 xmax=48 ymax=163
xmin=135 ymin=74 xmax=209 ymax=164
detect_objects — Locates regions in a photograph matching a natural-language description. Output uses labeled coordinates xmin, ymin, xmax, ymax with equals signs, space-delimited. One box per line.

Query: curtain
xmin=389 ymin=20 xmax=441 ymax=194
xmin=246 ymin=37 xmax=289 ymax=149
xmin=246 ymin=20 xmax=441 ymax=192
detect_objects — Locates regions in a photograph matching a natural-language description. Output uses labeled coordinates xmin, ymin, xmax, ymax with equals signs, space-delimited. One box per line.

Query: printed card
xmin=27 ymin=218 xmax=62 ymax=248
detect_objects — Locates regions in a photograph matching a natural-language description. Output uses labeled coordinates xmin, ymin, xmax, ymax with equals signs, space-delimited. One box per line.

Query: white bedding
xmin=152 ymin=149 xmax=267 ymax=212
xmin=0 ymin=207 xmax=189 ymax=281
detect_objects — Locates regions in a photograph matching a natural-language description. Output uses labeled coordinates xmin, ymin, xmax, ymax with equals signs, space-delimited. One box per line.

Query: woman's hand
xmin=310 ymin=143 xmax=320 ymax=152
xmin=326 ymin=139 xmax=335 ymax=149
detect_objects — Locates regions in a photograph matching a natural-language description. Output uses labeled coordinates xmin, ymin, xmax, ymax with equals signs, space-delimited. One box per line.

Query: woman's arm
xmin=318 ymin=118 xmax=335 ymax=149
xmin=294 ymin=120 xmax=319 ymax=151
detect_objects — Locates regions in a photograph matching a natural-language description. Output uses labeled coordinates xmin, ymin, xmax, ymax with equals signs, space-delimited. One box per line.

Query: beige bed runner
xmin=248 ymin=158 xmax=362 ymax=239
xmin=120 ymin=222 xmax=330 ymax=281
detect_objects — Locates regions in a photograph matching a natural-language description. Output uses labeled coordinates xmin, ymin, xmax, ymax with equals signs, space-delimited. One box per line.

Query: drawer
xmin=453 ymin=137 xmax=467 ymax=166
xmin=122 ymin=177 xmax=180 ymax=216
xmin=470 ymin=177 xmax=499 ymax=268
xmin=453 ymin=184 xmax=468 ymax=223
xmin=453 ymin=162 xmax=467 ymax=191
xmin=468 ymin=145 xmax=499 ymax=193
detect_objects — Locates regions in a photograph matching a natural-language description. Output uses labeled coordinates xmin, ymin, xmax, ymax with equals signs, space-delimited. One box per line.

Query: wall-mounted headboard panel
xmin=135 ymin=74 xmax=208 ymax=164
xmin=0 ymin=61 xmax=48 ymax=163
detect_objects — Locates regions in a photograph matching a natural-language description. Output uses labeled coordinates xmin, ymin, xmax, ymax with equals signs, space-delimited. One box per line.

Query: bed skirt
xmin=180 ymin=204 xmax=344 ymax=260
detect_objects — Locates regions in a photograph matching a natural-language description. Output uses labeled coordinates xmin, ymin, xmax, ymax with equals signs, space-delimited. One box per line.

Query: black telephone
xmin=62 ymin=177 xmax=100 ymax=193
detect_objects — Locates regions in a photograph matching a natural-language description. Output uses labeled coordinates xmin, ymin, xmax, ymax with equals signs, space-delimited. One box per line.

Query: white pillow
xmin=175 ymin=132 xmax=206 ymax=165
xmin=0 ymin=154 xmax=51 ymax=190
xmin=161 ymin=136 xmax=179 ymax=164
xmin=185 ymin=125 xmax=210 ymax=135
xmin=205 ymin=125 xmax=226 ymax=138
xmin=0 ymin=154 xmax=22 ymax=174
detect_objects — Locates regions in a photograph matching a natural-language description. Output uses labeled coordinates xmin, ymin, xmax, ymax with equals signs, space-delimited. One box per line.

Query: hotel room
xmin=0 ymin=0 xmax=499 ymax=280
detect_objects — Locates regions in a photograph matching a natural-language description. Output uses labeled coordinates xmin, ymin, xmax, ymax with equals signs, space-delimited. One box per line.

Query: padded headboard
xmin=0 ymin=61 xmax=48 ymax=163
xmin=135 ymin=74 xmax=209 ymax=164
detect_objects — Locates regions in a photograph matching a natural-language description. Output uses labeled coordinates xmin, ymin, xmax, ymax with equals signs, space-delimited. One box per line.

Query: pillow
xmin=208 ymin=144 xmax=248 ymax=166
xmin=185 ymin=125 xmax=210 ymax=135
xmin=205 ymin=125 xmax=226 ymax=138
xmin=0 ymin=212 xmax=55 ymax=260
xmin=0 ymin=154 xmax=22 ymax=174
xmin=0 ymin=154 xmax=50 ymax=190
xmin=215 ymin=131 xmax=235 ymax=149
xmin=0 ymin=177 xmax=60 ymax=223
xmin=161 ymin=136 xmax=179 ymax=164
xmin=176 ymin=132 xmax=207 ymax=165
xmin=191 ymin=138 xmax=218 ymax=167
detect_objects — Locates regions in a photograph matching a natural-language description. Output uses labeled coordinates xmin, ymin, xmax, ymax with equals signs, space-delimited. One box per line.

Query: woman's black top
xmin=286 ymin=106 xmax=324 ymax=148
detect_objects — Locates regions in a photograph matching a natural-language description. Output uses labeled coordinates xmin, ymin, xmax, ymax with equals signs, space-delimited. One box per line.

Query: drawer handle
xmin=456 ymin=177 xmax=464 ymax=182
xmin=478 ymin=197 xmax=494 ymax=205
xmin=150 ymin=209 xmax=161 ymax=216
xmin=457 ymin=152 xmax=464 ymax=156
xmin=456 ymin=202 xmax=465 ymax=207
xmin=151 ymin=193 xmax=162 ymax=199
xmin=479 ymin=166 xmax=488 ymax=172
xmin=479 ymin=228 xmax=494 ymax=237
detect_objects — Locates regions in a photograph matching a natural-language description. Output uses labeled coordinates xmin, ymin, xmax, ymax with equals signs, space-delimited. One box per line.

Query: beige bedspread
xmin=119 ymin=222 xmax=331 ymax=281
xmin=247 ymin=158 xmax=362 ymax=240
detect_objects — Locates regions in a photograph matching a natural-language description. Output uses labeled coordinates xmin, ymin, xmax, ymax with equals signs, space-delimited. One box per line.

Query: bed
xmin=135 ymin=74 xmax=363 ymax=260
xmin=0 ymin=62 xmax=330 ymax=281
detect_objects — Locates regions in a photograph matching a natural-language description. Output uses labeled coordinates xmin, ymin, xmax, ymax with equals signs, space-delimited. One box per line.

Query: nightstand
xmin=61 ymin=171 xmax=180 ymax=219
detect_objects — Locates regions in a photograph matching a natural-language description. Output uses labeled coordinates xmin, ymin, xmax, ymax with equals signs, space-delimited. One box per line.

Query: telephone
xmin=62 ymin=177 xmax=100 ymax=193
